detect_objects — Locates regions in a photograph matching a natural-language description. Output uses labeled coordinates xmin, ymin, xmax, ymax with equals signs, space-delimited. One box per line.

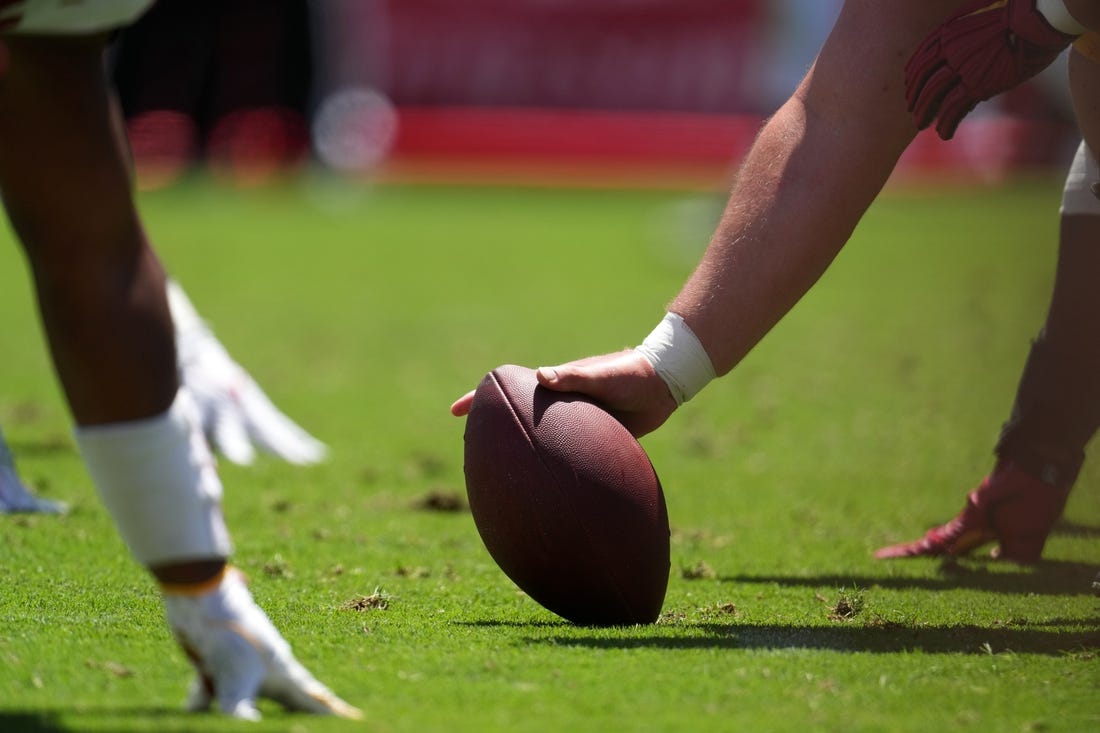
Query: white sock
xmin=74 ymin=389 xmax=232 ymax=566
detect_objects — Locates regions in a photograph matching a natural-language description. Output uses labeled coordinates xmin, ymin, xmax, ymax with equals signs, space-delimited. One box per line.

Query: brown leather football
xmin=463 ymin=364 xmax=670 ymax=625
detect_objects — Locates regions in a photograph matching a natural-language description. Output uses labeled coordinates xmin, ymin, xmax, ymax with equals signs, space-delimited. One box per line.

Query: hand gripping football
xmin=463 ymin=365 xmax=670 ymax=625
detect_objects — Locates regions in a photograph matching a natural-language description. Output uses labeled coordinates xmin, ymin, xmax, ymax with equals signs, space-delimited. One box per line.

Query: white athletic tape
xmin=75 ymin=389 xmax=232 ymax=566
xmin=1061 ymin=141 xmax=1100 ymax=216
xmin=1037 ymin=0 xmax=1088 ymax=35
xmin=635 ymin=312 xmax=716 ymax=406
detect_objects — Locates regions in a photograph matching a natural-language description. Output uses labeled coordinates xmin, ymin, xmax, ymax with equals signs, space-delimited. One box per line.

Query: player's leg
xmin=876 ymin=145 xmax=1100 ymax=563
xmin=877 ymin=45 xmax=1100 ymax=563
xmin=0 ymin=32 xmax=223 ymax=582
xmin=992 ymin=43 xmax=1100 ymax=557
xmin=0 ymin=34 xmax=358 ymax=719
xmin=0 ymin=34 xmax=177 ymax=425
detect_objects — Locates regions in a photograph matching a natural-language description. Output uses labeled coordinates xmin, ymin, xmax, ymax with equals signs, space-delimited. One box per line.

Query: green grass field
xmin=0 ymin=175 xmax=1097 ymax=732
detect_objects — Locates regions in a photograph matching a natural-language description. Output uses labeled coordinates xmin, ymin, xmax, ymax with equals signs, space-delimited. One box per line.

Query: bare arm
xmin=672 ymin=1 xmax=957 ymax=376
xmin=452 ymin=1 xmax=965 ymax=433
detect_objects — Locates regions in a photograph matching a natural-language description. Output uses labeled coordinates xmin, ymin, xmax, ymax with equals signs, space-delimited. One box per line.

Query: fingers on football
xmin=449 ymin=390 xmax=476 ymax=417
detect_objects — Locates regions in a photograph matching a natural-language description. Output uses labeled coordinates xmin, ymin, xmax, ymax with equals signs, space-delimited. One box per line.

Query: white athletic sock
xmin=74 ymin=389 xmax=232 ymax=566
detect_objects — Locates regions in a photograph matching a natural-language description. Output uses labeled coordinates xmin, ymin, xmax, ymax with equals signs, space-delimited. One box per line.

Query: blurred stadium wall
xmin=114 ymin=0 xmax=1078 ymax=189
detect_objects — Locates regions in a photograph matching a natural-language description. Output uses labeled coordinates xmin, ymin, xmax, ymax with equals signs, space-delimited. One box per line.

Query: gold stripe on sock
xmin=159 ymin=565 xmax=229 ymax=596
xmin=1075 ymin=33 xmax=1100 ymax=63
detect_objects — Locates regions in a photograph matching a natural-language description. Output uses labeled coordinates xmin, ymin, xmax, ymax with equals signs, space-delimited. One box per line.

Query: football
xmin=462 ymin=364 xmax=670 ymax=625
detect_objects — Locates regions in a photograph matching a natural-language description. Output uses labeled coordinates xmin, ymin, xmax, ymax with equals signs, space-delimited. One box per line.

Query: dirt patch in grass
xmin=341 ymin=590 xmax=391 ymax=611
xmin=819 ymin=589 xmax=865 ymax=622
xmin=681 ymin=561 xmax=716 ymax=580
xmin=413 ymin=489 xmax=467 ymax=513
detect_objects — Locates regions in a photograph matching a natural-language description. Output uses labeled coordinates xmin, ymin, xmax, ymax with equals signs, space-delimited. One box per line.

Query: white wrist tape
xmin=1037 ymin=0 xmax=1087 ymax=35
xmin=635 ymin=312 xmax=716 ymax=406
xmin=1061 ymin=142 xmax=1100 ymax=216
xmin=75 ymin=389 xmax=232 ymax=566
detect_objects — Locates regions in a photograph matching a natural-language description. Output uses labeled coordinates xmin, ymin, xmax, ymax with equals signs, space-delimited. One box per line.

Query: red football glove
xmin=906 ymin=0 xmax=1078 ymax=140
xmin=875 ymin=460 xmax=1070 ymax=564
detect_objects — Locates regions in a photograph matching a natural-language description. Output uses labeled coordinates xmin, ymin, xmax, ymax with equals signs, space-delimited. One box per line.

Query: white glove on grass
xmin=168 ymin=281 xmax=327 ymax=466
xmin=164 ymin=568 xmax=361 ymax=721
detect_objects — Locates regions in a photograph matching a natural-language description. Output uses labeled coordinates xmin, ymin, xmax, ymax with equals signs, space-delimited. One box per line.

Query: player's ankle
xmin=991 ymin=450 xmax=1080 ymax=491
xmin=154 ymin=560 xmax=228 ymax=592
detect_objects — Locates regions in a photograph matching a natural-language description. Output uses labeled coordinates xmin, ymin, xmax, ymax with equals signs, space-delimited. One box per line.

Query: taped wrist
xmin=635 ymin=312 xmax=716 ymax=406
xmin=74 ymin=388 xmax=232 ymax=566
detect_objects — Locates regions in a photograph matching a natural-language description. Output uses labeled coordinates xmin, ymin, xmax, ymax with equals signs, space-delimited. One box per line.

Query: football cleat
xmin=875 ymin=461 xmax=1069 ymax=564
xmin=163 ymin=567 xmax=361 ymax=721
xmin=0 ymin=430 xmax=67 ymax=514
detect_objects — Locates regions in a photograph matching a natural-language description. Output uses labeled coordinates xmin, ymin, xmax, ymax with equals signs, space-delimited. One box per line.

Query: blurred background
xmin=109 ymin=0 xmax=1080 ymax=191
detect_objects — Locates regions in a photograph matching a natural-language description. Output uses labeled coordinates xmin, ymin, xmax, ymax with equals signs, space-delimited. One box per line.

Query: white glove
xmin=0 ymin=428 xmax=68 ymax=514
xmin=164 ymin=568 xmax=361 ymax=721
xmin=168 ymin=281 xmax=327 ymax=466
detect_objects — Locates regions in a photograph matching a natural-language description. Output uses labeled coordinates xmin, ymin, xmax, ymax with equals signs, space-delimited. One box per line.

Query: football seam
xmin=493 ymin=370 xmax=638 ymax=624
xmin=489 ymin=370 xmax=542 ymax=464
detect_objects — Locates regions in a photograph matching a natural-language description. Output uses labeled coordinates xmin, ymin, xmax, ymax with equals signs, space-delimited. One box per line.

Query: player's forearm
xmin=669 ymin=107 xmax=898 ymax=376
xmin=669 ymin=7 xmax=928 ymax=377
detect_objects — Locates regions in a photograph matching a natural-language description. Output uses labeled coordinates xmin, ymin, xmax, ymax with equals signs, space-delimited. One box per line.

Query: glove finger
xmin=211 ymin=410 xmax=257 ymax=466
xmin=874 ymin=539 xmax=937 ymax=559
xmin=933 ymin=86 xmax=979 ymax=140
xmin=904 ymin=41 xmax=942 ymax=112
xmin=222 ymin=697 xmax=262 ymax=721
xmin=911 ymin=66 xmax=957 ymax=132
xmin=183 ymin=674 xmax=215 ymax=713
xmin=206 ymin=638 xmax=266 ymax=721
xmin=238 ymin=383 xmax=327 ymax=465
xmin=261 ymin=672 xmax=363 ymax=719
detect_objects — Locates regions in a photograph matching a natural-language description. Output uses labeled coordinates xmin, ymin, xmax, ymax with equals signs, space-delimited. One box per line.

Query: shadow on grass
xmin=717 ymin=559 xmax=1098 ymax=596
xmin=0 ymin=712 xmax=68 ymax=732
xmin=1053 ymin=519 xmax=1100 ymax=539
xmin=454 ymin=619 xmax=571 ymax=629
xmin=533 ymin=620 xmax=1100 ymax=656
xmin=0 ymin=708 xmax=217 ymax=731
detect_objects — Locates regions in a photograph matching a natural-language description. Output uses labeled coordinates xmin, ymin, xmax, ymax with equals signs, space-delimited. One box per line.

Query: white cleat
xmin=163 ymin=567 xmax=361 ymax=721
